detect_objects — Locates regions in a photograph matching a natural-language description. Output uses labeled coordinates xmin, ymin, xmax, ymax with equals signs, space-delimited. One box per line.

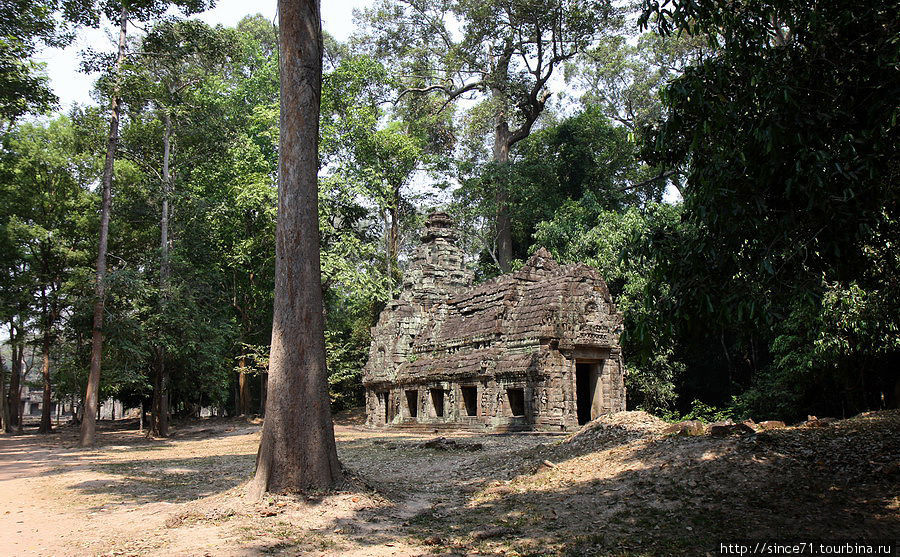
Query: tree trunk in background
xmin=7 ymin=326 xmax=22 ymax=429
xmin=493 ymin=122 xmax=512 ymax=272
xmin=81 ymin=6 xmax=128 ymax=447
xmin=491 ymin=62 xmax=513 ymax=273
xmin=388 ymin=186 xmax=400 ymax=294
xmin=0 ymin=351 xmax=10 ymax=433
xmin=249 ymin=0 xmax=342 ymax=497
xmin=238 ymin=358 xmax=251 ymax=415
xmin=150 ymin=354 xmax=168 ymax=436
xmin=38 ymin=283 xmax=52 ymax=434
xmin=150 ymin=110 xmax=174 ymax=438
xmin=382 ymin=209 xmax=392 ymax=294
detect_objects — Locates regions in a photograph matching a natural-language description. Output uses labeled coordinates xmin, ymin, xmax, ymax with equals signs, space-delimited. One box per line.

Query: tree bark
xmin=259 ymin=372 xmax=267 ymax=416
xmin=6 ymin=326 xmax=21 ymax=431
xmin=81 ymin=6 xmax=128 ymax=447
xmin=238 ymin=358 xmax=251 ymax=415
xmin=38 ymin=283 xmax=52 ymax=434
xmin=493 ymin=119 xmax=512 ymax=272
xmin=150 ymin=109 xmax=173 ymax=438
xmin=249 ymin=0 xmax=342 ymax=497
xmin=388 ymin=185 xmax=400 ymax=295
xmin=382 ymin=208 xmax=392 ymax=295
xmin=491 ymin=55 xmax=513 ymax=273
xmin=150 ymin=353 xmax=168 ymax=436
xmin=0 ymin=350 xmax=9 ymax=433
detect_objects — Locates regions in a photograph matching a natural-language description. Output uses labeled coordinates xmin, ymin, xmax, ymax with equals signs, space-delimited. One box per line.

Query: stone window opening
xmin=430 ymin=388 xmax=445 ymax=417
xmin=405 ymin=390 xmax=418 ymax=418
xmin=461 ymin=386 xmax=478 ymax=416
xmin=507 ymin=388 xmax=525 ymax=417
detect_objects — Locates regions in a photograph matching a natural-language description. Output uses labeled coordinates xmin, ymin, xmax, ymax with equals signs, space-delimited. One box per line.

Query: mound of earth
xmin=436 ymin=409 xmax=900 ymax=556
xmin=563 ymin=410 xmax=668 ymax=447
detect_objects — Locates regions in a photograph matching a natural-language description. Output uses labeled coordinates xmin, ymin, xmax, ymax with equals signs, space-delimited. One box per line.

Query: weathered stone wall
xmin=363 ymin=212 xmax=625 ymax=431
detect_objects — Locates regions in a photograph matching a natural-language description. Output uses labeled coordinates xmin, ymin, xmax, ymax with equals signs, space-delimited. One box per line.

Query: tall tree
xmin=249 ymin=0 xmax=342 ymax=496
xmin=79 ymin=4 xmax=127 ymax=447
xmin=123 ymin=18 xmax=235 ymax=437
xmin=3 ymin=118 xmax=97 ymax=433
xmin=79 ymin=0 xmax=215 ymax=446
xmin=361 ymin=0 xmax=618 ymax=270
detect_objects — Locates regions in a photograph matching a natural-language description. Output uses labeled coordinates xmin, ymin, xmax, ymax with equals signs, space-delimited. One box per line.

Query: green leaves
xmin=637 ymin=0 xmax=900 ymax=417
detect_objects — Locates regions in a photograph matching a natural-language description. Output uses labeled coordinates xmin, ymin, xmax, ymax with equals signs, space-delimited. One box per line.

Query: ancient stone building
xmin=363 ymin=212 xmax=625 ymax=431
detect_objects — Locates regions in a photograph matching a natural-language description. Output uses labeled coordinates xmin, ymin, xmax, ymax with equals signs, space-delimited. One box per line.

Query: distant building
xmin=363 ymin=212 xmax=626 ymax=432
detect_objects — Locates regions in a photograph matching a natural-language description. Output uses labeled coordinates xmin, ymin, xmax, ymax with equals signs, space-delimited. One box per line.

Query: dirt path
xmin=0 ymin=417 xmax=556 ymax=556
xmin=0 ymin=411 xmax=897 ymax=556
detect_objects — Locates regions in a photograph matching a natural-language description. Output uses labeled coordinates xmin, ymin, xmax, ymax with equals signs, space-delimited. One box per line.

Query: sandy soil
xmin=0 ymin=410 xmax=897 ymax=556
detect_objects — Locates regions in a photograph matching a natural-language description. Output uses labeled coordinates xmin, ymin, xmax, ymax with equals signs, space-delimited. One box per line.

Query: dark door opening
xmin=430 ymin=389 xmax=445 ymax=417
xmin=461 ymin=386 xmax=478 ymax=416
xmin=575 ymin=362 xmax=600 ymax=425
xmin=405 ymin=390 xmax=418 ymax=418
xmin=507 ymin=388 xmax=525 ymax=417
xmin=377 ymin=391 xmax=390 ymax=424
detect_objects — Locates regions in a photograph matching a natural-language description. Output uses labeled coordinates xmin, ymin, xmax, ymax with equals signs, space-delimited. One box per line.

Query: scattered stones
xmin=662 ymin=420 xmax=705 ymax=436
xmin=164 ymin=513 xmax=186 ymax=528
xmin=471 ymin=527 xmax=514 ymax=540
xmin=420 ymin=437 xmax=483 ymax=451
xmin=804 ymin=416 xmax=836 ymax=428
xmin=536 ymin=459 xmax=557 ymax=473
xmin=708 ymin=423 xmax=755 ymax=436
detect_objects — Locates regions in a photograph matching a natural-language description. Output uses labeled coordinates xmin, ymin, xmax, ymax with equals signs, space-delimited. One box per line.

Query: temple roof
xmin=363 ymin=213 xmax=623 ymax=387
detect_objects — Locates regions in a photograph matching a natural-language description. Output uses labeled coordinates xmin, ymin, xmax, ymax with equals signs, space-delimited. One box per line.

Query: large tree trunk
xmin=150 ymin=110 xmax=173 ymax=438
xmin=249 ymin=0 xmax=342 ymax=497
xmin=493 ymin=122 xmax=512 ymax=272
xmin=491 ymin=61 xmax=513 ymax=273
xmin=80 ymin=6 xmax=128 ymax=447
xmin=382 ymin=209 xmax=392 ymax=294
xmin=150 ymin=351 xmax=169 ymax=436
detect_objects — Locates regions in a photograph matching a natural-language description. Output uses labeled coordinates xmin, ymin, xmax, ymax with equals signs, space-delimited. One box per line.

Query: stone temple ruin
xmin=363 ymin=212 xmax=626 ymax=431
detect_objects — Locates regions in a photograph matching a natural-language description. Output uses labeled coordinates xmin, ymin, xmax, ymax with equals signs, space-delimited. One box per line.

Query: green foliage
xmin=0 ymin=0 xmax=98 ymax=122
xmin=637 ymin=0 xmax=900 ymax=417
xmin=534 ymin=201 xmax=686 ymax=412
xmin=663 ymin=399 xmax=736 ymax=424
xmin=626 ymin=348 xmax=683 ymax=414
xmin=455 ymin=107 xmax=656 ymax=276
xmin=0 ymin=116 xmax=100 ymax=410
xmin=568 ymin=30 xmax=711 ymax=132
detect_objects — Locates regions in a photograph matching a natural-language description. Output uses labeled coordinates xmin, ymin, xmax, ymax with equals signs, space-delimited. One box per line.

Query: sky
xmin=36 ymin=0 xmax=369 ymax=112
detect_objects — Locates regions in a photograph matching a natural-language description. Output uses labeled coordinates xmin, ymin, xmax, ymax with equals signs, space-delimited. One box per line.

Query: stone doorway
xmin=575 ymin=361 xmax=603 ymax=425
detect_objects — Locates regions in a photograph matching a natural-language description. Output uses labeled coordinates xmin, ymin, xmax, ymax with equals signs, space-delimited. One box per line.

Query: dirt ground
xmin=0 ymin=409 xmax=897 ymax=557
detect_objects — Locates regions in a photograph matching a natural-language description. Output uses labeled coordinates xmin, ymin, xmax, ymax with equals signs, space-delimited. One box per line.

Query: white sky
xmin=36 ymin=0 xmax=368 ymax=112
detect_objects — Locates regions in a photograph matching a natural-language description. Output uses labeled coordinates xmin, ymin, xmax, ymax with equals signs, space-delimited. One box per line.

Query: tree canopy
xmin=1 ymin=0 xmax=896 ymax=438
